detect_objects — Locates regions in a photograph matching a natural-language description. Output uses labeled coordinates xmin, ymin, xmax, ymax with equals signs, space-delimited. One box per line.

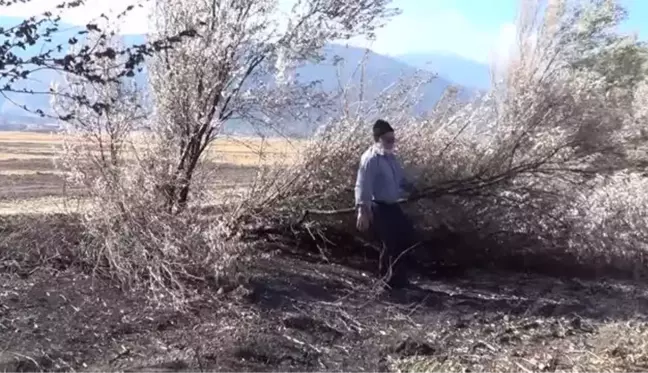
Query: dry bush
xmin=245 ymin=0 xmax=648 ymax=278
xmin=49 ymin=33 xmax=237 ymax=305
xmin=147 ymin=0 xmax=396 ymax=213
xmin=562 ymin=173 xmax=648 ymax=275
xmin=46 ymin=0 xmax=399 ymax=303
xmin=246 ymin=63 xmax=437 ymax=212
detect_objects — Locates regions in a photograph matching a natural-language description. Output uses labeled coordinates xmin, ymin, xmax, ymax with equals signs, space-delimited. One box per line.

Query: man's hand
xmin=408 ymin=185 xmax=421 ymax=200
xmin=356 ymin=205 xmax=372 ymax=232
xmin=402 ymin=179 xmax=420 ymax=199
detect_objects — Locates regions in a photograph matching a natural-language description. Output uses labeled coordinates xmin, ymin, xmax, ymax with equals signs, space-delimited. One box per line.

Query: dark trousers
xmin=371 ymin=202 xmax=418 ymax=287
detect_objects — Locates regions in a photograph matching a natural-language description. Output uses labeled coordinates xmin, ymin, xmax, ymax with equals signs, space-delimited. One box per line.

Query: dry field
xmin=3 ymin=133 xmax=648 ymax=372
xmin=0 ymin=131 xmax=301 ymax=214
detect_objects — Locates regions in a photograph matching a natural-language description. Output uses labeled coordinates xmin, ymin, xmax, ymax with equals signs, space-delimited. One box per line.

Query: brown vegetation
xmin=3 ymin=0 xmax=648 ymax=371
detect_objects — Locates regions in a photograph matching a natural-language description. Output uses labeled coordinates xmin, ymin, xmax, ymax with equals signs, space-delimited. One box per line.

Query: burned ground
xmin=2 ymin=214 xmax=648 ymax=372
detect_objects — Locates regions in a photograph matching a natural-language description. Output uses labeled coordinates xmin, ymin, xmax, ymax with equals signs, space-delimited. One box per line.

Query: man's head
xmin=373 ymin=119 xmax=395 ymax=151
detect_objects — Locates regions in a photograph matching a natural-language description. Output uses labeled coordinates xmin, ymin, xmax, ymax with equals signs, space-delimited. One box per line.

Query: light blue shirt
xmin=354 ymin=145 xmax=413 ymax=206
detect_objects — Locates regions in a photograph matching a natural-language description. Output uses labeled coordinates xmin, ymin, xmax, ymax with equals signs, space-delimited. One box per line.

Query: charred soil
xmin=2 ymin=215 xmax=648 ymax=371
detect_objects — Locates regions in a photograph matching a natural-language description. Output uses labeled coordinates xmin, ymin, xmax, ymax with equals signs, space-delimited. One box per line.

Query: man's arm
xmin=400 ymin=174 xmax=415 ymax=193
xmin=355 ymin=155 xmax=376 ymax=207
xmin=396 ymin=159 xmax=417 ymax=195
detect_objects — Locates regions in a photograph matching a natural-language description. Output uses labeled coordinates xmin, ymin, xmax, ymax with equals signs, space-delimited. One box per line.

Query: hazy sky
xmin=3 ymin=0 xmax=646 ymax=64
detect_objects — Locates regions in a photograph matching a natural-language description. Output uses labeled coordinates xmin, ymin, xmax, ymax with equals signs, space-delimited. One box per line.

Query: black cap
xmin=372 ymin=119 xmax=394 ymax=141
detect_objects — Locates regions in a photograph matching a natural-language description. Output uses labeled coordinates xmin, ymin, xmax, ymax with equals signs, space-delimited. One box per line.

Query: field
xmin=3 ymin=132 xmax=648 ymax=372
xmin=0 ymin=131 xmax=301 ymax=214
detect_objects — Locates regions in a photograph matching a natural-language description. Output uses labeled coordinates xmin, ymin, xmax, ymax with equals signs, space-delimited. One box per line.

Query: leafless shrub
xmin=147 ymin=0 xmax=398 ymax=213
xmin=245 ymin=57 xmax=436 ymax=213
xmin=49 ymin=0 xmax=399 ymax=303
xmin=245 ymin=0 xmax=648 ymax=277
xmin=51 ymin=33 xmax=236 ymax=306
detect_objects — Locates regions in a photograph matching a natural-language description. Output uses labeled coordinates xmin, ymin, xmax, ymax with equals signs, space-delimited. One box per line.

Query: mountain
xmin=396 ymin=52 xmax=492 ymax=90
xmin=297 ymin=43 xmax=459 ymax=106
xmin=0 ymin=16 xmax=470 ymax=135
xmin=0 ymin=17 xmax=149 ymax=130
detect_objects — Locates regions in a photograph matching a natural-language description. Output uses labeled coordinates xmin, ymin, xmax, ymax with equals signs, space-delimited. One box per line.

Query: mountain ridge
xmin=396 ymin=52 xmax=492 ymax=90
xmin=0 ymin=16 xmax=483 ymax=135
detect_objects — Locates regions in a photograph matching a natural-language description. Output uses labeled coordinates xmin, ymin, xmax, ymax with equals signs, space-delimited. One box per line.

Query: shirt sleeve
xmin=397 ymin=159 xmax=415 ymax=193
xmin=355 ymin=155 xmax=376 ymax=206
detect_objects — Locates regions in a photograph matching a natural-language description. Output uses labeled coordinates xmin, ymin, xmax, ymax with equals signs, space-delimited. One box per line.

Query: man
xmin=354 ymin=119 xmax=419 ymax=289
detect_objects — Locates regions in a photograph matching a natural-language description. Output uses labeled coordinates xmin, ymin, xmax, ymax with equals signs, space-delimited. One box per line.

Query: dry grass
xmin=0 ymin=131 xmax=302 ymax=167
xmin=0 ymin=131 xmax=301 ymax=213
xmin=0 ymin=153 xmax=49 ymax=161
xmin=0 ymin=196 xmax=85 ymax=215
xmin=0 ymin=170 xmax=64 ymax=176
